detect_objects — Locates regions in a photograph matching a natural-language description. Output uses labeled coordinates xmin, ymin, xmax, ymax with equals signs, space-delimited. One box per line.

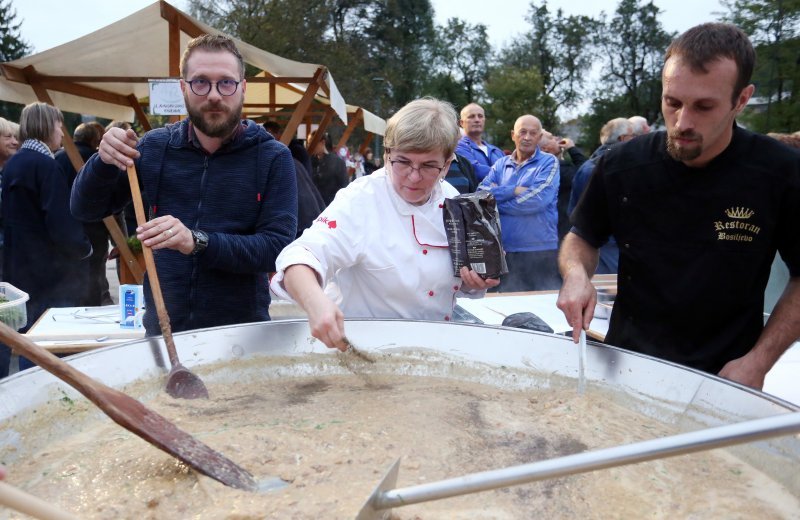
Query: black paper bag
xmin=443 ymin=191 xmax=508 ymax=278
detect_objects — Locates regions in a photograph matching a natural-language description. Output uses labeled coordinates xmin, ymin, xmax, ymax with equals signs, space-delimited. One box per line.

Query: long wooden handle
xmin=0 ymin=481 xmax=79 ymax=520
xmin=0 ymin=321 xmax=108 ymax=419
xmin=125 ymin=165 xmax=179 ymax=367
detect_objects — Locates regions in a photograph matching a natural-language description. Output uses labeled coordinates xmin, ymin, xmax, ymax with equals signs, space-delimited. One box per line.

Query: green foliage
xmin=501 ymin=1 xmax=597 ymax=116
xmin=590 ymin=0 xmax=674 ymax=126
xmin=579 ymin=94 xmax=632 ymax=151
xmin=0 ymin=0 xmax=31 ymax=121
xmin=126 ymin=235 xmax=143 ymax=254
xmin=721 ymin=0 xmax=800 ymax=133
xmin=187 ymin=0 xmax=435 ymax=119
xmin=483 ymin=66 xmax=554 ymax=149
xmin=429 ymin=17 xmax=492 ymax=103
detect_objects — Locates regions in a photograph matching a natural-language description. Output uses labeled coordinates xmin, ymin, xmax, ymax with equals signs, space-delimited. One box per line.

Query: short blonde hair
xmin=0 ymin=117 xmax=18 ymax=138
xmin=19 ymin=102 xmax=63 ymax=142
xmin=384 ymin=98 xmax=460 ymax=159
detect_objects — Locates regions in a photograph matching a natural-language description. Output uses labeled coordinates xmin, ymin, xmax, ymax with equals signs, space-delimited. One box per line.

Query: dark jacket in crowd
xmin=71 ymin=119 xmax=297 ymax=336
xmin=293 ymin=158 xmax=325 ymax=237
xmin=557 ymin=146 xmax=587 ymax=241
xmin=55 ymin=140 xmax=114 ymax=306
xmin=288 ymin=138 xmax=312 ymax=176
xmin=3 ymin=148 xmax=92 ymax=330
xmin=445 ymin=153 xmax=478 ymax=194
xmin=311 ymin=152 xmax=348 ymax=206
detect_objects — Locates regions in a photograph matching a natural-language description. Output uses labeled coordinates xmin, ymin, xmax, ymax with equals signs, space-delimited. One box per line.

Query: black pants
xmin=84 ymin=222 xmax=112 ymax=306
xmin=496 ymin=250 xmax=562 ymax=292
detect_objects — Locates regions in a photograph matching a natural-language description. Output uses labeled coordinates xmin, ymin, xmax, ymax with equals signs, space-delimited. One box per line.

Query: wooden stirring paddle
xmin=126 ymin=164 xmax=208 ymax=399
xmin=0 ymin=480 xmax=79 ymax=520
xmin=0 ymin=321 xmax=257 ymax=491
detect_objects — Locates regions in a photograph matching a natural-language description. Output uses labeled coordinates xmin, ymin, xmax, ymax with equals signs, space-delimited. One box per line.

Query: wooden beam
xmin=165 ymin=4 xmax=182 ymax=125
xmin=306 ymin=106 xmax=336 ymax=152
xmin=280 ymin=68 xmax=324 ymax=145
xmin=6 ymin=65 xmax=133 ymax=107
xmin=127 ymin=94 xmax=152 ymax=132
xmin=160 ymin=0 xmax=206 ymax=39
xmin=6 ymin=75 xmax=315 ymax=84
xmin=23 ymin=69 xmax=144 ymax=284
xmin=335 ymin=108 xmax=363 ymax=151
xmin=358 ymin=134 xmax=374 ymax=156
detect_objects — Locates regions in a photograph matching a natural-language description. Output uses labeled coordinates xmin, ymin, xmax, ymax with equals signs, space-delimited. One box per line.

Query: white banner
xmin=149 ymin=79 xmax=186 ymax=115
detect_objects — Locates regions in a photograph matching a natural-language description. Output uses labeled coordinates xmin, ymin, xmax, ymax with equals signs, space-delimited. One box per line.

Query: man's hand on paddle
xmin=98 ymin=127 xmax=140 ymax=170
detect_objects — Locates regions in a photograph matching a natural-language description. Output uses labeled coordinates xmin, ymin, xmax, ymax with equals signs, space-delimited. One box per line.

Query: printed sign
xmin=149 ymin=79 xmax=186 ymax=115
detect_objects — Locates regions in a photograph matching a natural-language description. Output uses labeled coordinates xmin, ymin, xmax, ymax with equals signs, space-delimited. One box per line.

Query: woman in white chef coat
xmin=270 ymin=98 xmax=499 ymax=350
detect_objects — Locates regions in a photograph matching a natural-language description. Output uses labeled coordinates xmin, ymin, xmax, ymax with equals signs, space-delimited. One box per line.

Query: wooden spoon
xmin=126 ymin=164 xmax=209 ymax=399
xmin=0 ymin=321 xmax=257 ymax=491
xmin=0 ymin=480 xmax=79 ymax=520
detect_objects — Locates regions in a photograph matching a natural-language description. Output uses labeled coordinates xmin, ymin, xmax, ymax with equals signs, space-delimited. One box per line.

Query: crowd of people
xmin=0 ymin=24 xmax=798 ymax=402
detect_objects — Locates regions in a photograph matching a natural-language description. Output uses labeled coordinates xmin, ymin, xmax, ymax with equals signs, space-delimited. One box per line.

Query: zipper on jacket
xmin=187 ymin=154 xmax=209 ymax=325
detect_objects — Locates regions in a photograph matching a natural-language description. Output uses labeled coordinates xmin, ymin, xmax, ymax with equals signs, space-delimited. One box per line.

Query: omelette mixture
xmin=1 ymin=352 xmax=798 ymax=519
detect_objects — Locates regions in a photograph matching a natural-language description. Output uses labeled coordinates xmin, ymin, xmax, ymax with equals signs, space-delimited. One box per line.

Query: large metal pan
xmin=1 ymin=319 xmax=798 ymax=507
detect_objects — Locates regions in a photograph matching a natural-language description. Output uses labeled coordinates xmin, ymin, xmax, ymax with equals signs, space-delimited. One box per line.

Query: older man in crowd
xmin=479 ymin=115 xmax=560 ymax=291
xmin=456 ymin=103 xmax=505 ymax=182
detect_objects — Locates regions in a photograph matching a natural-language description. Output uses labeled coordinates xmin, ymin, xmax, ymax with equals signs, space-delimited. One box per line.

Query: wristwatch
xmin=190 ymin=229 xmax=209 ymax=256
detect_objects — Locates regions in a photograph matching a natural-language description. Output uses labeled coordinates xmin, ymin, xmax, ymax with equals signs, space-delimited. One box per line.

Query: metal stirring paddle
xmin=578 ymin=329 xmax=587 ymax=394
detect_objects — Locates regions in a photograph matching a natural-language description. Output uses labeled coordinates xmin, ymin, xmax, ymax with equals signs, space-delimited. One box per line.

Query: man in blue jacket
xmin=71 ymin=34 xmax=297 ymax=336
xmin=456 ymin=103 xmax=505 ymax=182
xmin=479 ymin=114 xmax=560 ymax=291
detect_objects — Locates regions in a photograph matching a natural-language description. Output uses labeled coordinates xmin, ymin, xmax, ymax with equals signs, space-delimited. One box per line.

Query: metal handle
xmin=365 ymin=412 xmax=800 ymax=512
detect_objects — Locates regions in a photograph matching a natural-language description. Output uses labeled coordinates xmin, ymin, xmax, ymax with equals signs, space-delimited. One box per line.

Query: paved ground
xmin=106 ymin=258 xmax=120 ymax=304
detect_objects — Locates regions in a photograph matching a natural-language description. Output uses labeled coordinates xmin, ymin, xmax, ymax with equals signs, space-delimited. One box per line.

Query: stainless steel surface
xmin=1 ymin=319 xmax=798 ymax=501
xmin=359 ymin=413 xmax=800 ymax=518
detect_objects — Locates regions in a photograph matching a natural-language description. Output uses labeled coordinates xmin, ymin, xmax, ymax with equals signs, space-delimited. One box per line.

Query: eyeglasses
xmin=388 ymin=154 xmax=448 ymax=179
xmin=185 ymin=78 xmax=241 ymax=96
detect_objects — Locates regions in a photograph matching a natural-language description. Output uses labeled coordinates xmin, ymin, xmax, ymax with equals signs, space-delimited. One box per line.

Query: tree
xmin=501 ymin=1 xmax=597 ymax=118
xmin=592 ymin=0 xmax=674 ymax=125
xmin=428 ymin=17 xmax=492 ymax=104
xmin=483 ymin=65 xmax=554 ymax=149
xmin=368 ymin=0 xmax=436 ymax=112
xmin=0 ymin=0 xmax=31 ymax=121
xmin=187 ymin=0 xmax=435 ymax=119
xmin=721 ymin=0 xmax=800 ymax=132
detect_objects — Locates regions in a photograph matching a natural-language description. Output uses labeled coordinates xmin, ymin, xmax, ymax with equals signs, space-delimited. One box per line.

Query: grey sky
xmin=15 ymin=0 xmax=725 ymax=55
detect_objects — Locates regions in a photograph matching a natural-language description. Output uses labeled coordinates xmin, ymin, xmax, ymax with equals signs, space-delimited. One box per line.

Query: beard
xmin=185 ymin=94 xmax=243 ymax=138
xmin=666 ymin=130 xmax=703 ymax=162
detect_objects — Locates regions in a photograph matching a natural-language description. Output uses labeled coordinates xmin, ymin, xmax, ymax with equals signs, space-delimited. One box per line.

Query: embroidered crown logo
xmin=725 ymin=207 xmax=754 ymax=220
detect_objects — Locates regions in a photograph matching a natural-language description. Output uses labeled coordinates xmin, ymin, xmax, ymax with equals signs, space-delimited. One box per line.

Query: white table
xmin=24 ymin=305 xmax=145 ymax=353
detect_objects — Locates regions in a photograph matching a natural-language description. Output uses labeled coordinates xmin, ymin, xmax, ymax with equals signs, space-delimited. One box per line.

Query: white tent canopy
xmin=0 ymin=0 xmax=348 ymax=127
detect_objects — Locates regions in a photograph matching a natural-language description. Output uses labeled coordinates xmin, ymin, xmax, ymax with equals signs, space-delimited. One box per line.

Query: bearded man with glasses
xmin=71 ymin=34 xmax=297 ymax=337
xmin=271 ymin=98 xmax=499 ymax=351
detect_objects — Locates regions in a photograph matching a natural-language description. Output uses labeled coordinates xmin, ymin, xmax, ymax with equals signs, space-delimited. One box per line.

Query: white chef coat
xmin=271 ymin=169 xmax=483 ymax=321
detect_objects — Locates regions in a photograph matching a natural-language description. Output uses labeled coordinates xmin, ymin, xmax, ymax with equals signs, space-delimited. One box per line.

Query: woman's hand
xmin=459 ymin=266 xmax=500 ymax=291
xmin=283 ymin=264 xmax=349 ymax=351
xmin=304 ymin=296 xmax=348 ymax=351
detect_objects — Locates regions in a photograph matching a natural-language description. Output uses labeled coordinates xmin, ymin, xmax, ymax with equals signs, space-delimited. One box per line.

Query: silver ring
xmin=165 ymin=228 xmax=174 ymax=237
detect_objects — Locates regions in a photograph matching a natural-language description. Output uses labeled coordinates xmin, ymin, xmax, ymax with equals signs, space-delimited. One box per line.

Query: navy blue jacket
xmin=71 ymin=119 xmax=297 ymax=335
xmin=3 ymin=148 xmax=91 ymax=329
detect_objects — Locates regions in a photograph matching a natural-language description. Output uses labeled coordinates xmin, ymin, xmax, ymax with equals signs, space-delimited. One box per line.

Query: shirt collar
xmin=186 ymin=120 xmax=245 ymax=153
